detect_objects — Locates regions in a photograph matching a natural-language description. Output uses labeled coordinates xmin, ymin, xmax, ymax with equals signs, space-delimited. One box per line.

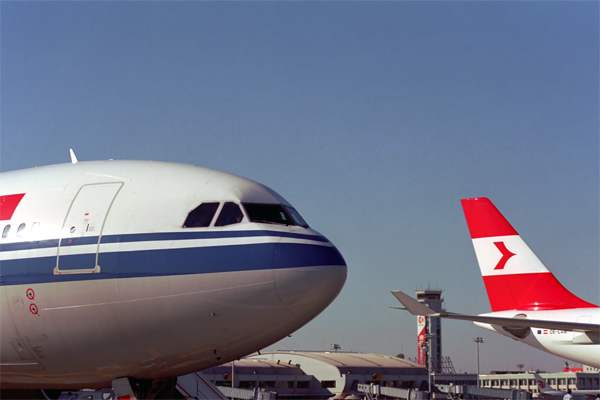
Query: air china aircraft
xmin=0 ymin=155 xmax=347 ymax=396
xmin=532 ymin=372 xmax=600 ymax=399
xmin=392 ymin=197 xmax=599 ymax=368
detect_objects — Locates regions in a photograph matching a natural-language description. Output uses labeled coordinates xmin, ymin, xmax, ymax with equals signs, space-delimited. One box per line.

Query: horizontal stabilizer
xmin=391 ymin=290 xmax=600 ymax=333
xmin=391 ymin=290 xmax=439 ymax=316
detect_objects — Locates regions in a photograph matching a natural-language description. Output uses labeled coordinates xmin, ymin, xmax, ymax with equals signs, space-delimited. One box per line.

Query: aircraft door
xmin=55 ymin=183 xmax=123 ymax=274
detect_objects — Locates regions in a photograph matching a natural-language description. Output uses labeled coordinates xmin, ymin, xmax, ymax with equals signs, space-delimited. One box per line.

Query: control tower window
xmin=243 ymin=203 xmax=294 ymax=226
xmin=183 ymin=202 xmax=219 ymax=228
xmin=215 ymin=202 xmax=244 ymax=227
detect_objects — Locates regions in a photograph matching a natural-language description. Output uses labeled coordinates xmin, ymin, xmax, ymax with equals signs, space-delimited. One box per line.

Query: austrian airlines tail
xmin=461 ymin=197 xmax=596 ymax=312
xmin=392 ymin=197 xmax=599 ymax=367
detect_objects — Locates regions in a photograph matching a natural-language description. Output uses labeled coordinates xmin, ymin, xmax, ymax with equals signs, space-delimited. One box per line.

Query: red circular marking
xmin=30 ymin=304 xmax=38 ymax=315
xmin=26 ymin=288 xmax=35 ymax=300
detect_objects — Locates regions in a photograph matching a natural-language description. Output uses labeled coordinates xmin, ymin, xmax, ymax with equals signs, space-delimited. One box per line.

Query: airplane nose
xmin=273 ymin=242 xmax=347 ymax=318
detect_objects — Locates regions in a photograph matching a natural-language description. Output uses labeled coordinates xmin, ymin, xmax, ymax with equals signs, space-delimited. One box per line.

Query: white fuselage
xmin=537 ymin=390 xmax=600 ymax=399
xmin=476 ymin=308 xmax=600 ymax=367
xmin=0 ymin=161 xmax=347 ymax=389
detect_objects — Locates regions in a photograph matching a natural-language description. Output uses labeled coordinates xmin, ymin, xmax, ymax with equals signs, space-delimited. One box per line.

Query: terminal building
xmin=478 ymin=370 xmax=600 ymax=393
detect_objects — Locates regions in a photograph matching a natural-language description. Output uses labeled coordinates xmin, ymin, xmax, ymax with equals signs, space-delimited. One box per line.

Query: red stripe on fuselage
xmin=482 ymin=272 xmax=598 ymax=311
xmin=461 ymin=198 xmax=518 ymax=239
xmin=0 ymin=193 xmax=25 ymax=221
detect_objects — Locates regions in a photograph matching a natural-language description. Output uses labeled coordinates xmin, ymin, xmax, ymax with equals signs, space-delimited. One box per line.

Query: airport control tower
xmin=416 ymin=288 xmax=443 ymax=373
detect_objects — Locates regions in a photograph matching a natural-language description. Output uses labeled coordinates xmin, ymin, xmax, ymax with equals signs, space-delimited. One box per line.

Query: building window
xmin=239 ymin=381 xmax=255 ymax=389
xmin=321 ymin=381 xmax=336 ymax=388
xmin=297 ymin=381 xmax=310 ymax=389
xmin=259 ymin=381 xmax=275 ymax=389
xmin=278 ymin=381 xmax=294 ymax=389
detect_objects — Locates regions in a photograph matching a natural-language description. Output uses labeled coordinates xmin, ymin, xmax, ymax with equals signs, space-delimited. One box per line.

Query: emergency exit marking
xmin=30 ymin=304 xmax=39 ymax=314
xmin=26 ymin=288 xmax=35 ymax=300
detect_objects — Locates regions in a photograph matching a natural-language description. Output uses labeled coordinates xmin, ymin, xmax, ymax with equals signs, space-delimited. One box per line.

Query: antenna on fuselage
xmin=69 ymin=149 xmax=78 ymax=164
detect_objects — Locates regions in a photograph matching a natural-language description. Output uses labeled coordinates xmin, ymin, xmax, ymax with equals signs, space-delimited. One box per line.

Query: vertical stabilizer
xmin=460 ymin=198 xmax=596 ymax=312
xmin=532 ymin=373 xmax=552 ymax=393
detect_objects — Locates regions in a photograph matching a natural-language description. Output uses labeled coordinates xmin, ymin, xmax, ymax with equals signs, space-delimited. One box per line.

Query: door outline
xmin=54 ymin=182 xmax=123 ymax=275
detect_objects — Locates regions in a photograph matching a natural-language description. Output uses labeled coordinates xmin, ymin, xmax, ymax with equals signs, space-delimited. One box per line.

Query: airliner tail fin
xmin=460 ymin=198 xmax=596 ymax=312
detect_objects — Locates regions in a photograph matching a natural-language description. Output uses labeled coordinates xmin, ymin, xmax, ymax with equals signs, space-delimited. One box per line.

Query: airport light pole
xmin=473 ymin=337 xmax=484 ymax=386
xmin=419 ymin=341 xmax=429 ymax=397
xmin=421 ymin=328 xmax=436 ymax=399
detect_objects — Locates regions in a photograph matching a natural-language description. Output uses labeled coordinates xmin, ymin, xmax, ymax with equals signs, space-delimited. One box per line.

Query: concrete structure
xmin=416 ymin=288 xmax=444 ymax=373
xmin=479 ymin=371 xmax=600 ymax=393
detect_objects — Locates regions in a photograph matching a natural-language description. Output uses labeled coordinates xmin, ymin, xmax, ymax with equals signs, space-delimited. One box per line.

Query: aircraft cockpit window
xmin=183 ymin=202 xmax=219 ymax=228
xmin=214 ymin=202 xmax=244 ymax=227
xmin=2 ymin=225 xmax=10 ymax=239
xmin=243 ymin=203 xmax=295 ymax=226
xmin=284 ymin=206 xmax=309 ymax=228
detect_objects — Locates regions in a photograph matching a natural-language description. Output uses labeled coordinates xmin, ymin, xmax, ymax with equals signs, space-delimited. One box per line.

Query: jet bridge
xmin=177 ymin=371 xmax=275 ymax=400
xmin=442 ymin=384 xmax=532 ymax=400
xmin=44 ymin=371 xmax=275 ymax=400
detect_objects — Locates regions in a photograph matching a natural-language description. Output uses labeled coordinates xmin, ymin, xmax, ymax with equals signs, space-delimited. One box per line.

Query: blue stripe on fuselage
xmin=0 ymin=229 xmax=329 ymax=253
xmin=0 ymin=236 xmax=346 ymax=286
xmin=100 ymin=230 xmax=331 ymax=244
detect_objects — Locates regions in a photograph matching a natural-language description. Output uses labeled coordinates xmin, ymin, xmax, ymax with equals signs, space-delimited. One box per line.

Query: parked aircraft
xmin=392 ymin=197 xmax=599 ymax=367
xmin=0 ymin=155 xmax=347 ymax=397
xmin=533 ymin=372 xmax=600 ymax=399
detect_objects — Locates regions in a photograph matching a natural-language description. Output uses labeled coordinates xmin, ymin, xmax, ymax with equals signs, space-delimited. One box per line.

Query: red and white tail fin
xmin=461 ymin=197 xmax=597 ymax=312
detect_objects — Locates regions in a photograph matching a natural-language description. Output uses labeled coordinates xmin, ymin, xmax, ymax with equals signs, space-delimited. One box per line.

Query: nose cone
xmin=273 ymin=242 xmax=347 ymax=318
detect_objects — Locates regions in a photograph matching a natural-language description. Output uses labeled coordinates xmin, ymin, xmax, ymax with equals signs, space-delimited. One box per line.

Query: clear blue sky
xmin=1 ymin=2 xmax=598 ymax=374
